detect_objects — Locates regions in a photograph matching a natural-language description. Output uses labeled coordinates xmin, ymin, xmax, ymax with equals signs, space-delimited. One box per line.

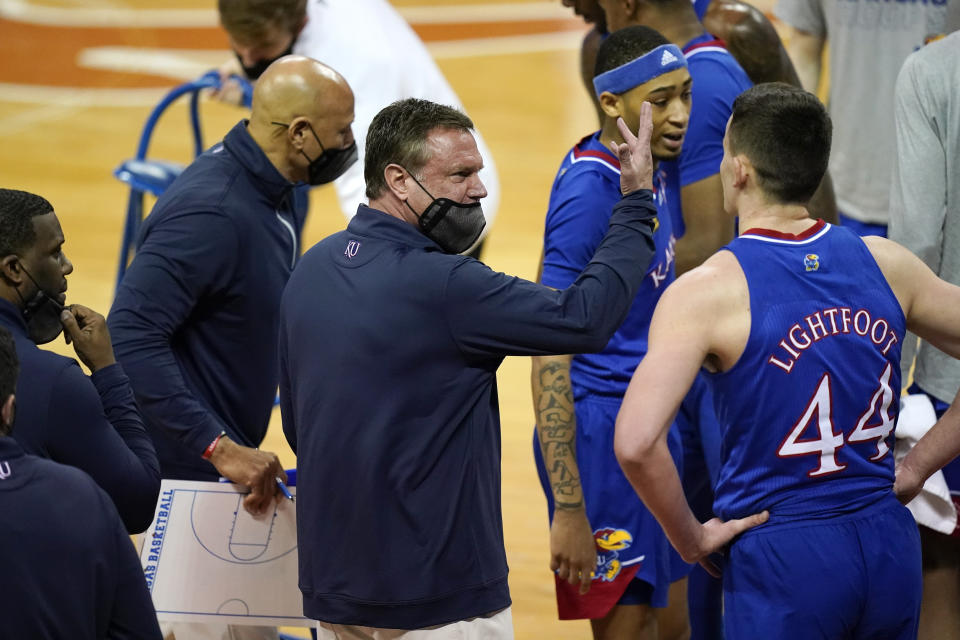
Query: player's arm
xmin=703 ymin=0 xmax=802 ymax=86
xmin=614 ymin=256 xmax=767 ymax=573
xmin=888 ymin=55 xmax=946 ymax=382
xmin=782 ymin=27 xmax=825 ymax=94
xmin=868 ymin=237 xmax=960 ymax=361
xmin=532 ymin=354 xmax=595 ymax=594
xmin=866 ymin=238 xmax=960 ymax=500
xmin=676 ymin=174 xmax=736 ymax=275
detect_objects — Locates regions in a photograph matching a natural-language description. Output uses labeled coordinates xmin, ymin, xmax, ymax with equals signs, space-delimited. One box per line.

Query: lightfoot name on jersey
xmin=767 ymin=306 xmax=899 ymax=374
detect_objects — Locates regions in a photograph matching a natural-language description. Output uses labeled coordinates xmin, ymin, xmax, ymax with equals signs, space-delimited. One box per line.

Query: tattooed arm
xmin=532 ymin=354 xmax=597 ymax=595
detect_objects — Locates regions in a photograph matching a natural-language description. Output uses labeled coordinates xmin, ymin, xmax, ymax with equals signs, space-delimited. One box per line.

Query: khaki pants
xmin=161 ymin=622 xmax=279 ymax=640
xmin=316 ymin=607 xmax=513 ymax=640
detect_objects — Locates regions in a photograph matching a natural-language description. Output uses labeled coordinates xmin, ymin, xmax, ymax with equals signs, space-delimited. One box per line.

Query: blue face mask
xmin=403 ymin=170 xmax=486 ymax=255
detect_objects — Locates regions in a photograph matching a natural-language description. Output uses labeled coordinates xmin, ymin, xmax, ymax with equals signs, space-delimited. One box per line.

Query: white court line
xmin=0 ymin=29 xmax=582 ymax=105
xmin=77 ymin=47 xmax=228 ymax=82
xmin=0 ymin=102 xmax=78 ymax=135
xmin=0 ymin=83 xmax=168 ymax=107
xmin=0 ymin=0 xmax=572 ymax=27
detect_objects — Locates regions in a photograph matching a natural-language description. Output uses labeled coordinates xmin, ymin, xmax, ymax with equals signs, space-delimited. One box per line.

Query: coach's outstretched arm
xmin=446 ymin=107 xmax=658 ymax=359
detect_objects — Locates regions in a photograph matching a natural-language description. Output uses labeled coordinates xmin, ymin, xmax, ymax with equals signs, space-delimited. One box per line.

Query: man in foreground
xmin=615 ymin=83 xmax=960 ymax=638
xmin=280 ymin=97 xmax=659 ymax=637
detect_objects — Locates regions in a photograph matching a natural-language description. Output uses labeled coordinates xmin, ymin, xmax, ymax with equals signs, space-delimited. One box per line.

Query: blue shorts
xmin=534 ymin=392 xmax=684 ymax=618
xmin=724 ymin=496 xmax=921 ymax=640
xmin=838 ymin=213 xmax=887 ymax=238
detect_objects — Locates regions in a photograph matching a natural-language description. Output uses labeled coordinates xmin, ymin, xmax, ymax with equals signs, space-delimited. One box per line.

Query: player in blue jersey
xmin=615 ymin=82 xmax=960 ymax=639
xmin=533 ymin=26 xmax=691 ymax=640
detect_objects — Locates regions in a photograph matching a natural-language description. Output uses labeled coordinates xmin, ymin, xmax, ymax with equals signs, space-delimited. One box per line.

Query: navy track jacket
xmin=0 ymin=299 xmax=160 ymax=533
xmin=279 ymin=191 xmax=657 ymax=629
xmin=0 ymin=436 xmax=162 ymax=639
xmin=110 ymin=120 xmax=307 ymax=480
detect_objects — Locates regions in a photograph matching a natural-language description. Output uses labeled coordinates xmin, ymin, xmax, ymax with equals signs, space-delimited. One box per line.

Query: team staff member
xmin=280 ymin=97 xmax=659 ymax=637
xmin=776 ymin=0 xmax=951 ymax=237
xmin=217 ymin=0 xmax=500 ymax=254
xmin=614 ymin=83 xmax=960 ymax=639
xmin=533 ymin=26 xmax=691 ymax=639
xmin=0 ymin=188 xmax=159 ymax=533
xmin=889 ymin=33 xmax=960 ymax=640
xmin=109 ymin=57 xmax=354 ymax=513
xmin=0 ymin=327 xmax=163 ymax=640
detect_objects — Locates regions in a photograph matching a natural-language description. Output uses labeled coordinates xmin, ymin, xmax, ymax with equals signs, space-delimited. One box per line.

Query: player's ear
xmin=598 ymin=92 xmax=622 ymax=120
xmin=732 ymin=155 xmax=750 ymax=189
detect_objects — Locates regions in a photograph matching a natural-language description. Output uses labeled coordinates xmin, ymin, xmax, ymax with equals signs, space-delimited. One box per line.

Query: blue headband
xmin=593 ymin=44 xmax=688 ymax=97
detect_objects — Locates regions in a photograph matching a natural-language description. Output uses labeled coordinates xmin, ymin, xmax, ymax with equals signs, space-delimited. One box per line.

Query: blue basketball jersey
xmin=707 ymin=221 xmax=905 ymax=522
xmin=542 ymin=132 xmax=680 ymax=396
xmin=678 ymin=35 xmax=752 ymax=191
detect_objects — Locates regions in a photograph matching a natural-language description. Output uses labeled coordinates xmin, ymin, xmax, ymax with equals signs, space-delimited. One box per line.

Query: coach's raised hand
xmin=609 ymin=102 xmax=654 ymax=195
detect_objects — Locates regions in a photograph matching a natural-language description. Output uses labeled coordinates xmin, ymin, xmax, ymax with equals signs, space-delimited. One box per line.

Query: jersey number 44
xmin=777 ymin=363 xmax=895 ymax=477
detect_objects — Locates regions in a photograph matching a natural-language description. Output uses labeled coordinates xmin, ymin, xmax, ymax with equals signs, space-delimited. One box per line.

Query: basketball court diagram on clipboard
xmin=139 ymin=479 xmax=309 ymax=627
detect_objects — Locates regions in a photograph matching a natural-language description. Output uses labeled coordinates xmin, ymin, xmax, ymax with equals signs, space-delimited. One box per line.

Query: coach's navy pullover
xmin=0 ymin=299 xmax=160 ymax=533
xmin=279 ymin=191 xmax=657 ymax=629
xmin=110 ymin=120 xmax=305 ymax=480
xmin=0 ymin=436 xmax=162 ymax=639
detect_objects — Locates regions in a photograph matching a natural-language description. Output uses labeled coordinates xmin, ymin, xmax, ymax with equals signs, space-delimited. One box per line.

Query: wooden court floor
xmin=0 ymin=1 xmax=787 ymax=637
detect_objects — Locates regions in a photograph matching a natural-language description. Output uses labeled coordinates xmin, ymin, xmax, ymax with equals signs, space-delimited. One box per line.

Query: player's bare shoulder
xmin=861 ymin=235 xmax=925 ymax=315
xmin=658 ymin=249 xmax=751 ymax=371
xmin=670 ymin=249 xmax=748 ymax=310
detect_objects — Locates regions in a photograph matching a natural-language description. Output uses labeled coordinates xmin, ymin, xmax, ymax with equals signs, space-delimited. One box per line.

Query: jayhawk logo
xmin=594 ymin=528 xmax=633 ymax=582
xmin=804 ymin=253 xmax=820 ymax=272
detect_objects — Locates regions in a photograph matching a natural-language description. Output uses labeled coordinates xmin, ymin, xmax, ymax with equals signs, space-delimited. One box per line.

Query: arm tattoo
xmin=536 ymin=362 xmax=583 ymax=510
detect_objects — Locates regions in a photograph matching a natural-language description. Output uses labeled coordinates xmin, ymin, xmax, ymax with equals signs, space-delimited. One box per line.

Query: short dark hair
xmin=0 ymin=326 xmax=18 ymax=436
xmin=364 ymin=99 xmax=474 ymax=200
xmin=728 ymin=83 xmax=832 ymax=204
xmin=218 ymin=0 xmax=307 ymax=44
xmin=594 ymin=25 xmax=672 ymax=79
xmin=0 ymin=189 xmax=53 ymax=258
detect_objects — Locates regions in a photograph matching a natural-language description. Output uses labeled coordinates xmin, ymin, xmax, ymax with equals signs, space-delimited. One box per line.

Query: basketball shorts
xmin=534 ymin=392 xmax=684 ymax=619
xmin=723 ymin=495 xmax=921 ymax=640
xmin=838 ymin=213 xmax=888 ymax=239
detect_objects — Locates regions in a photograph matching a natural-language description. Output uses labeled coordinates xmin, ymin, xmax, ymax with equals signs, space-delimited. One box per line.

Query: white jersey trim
xmin=621 ymin=554 xmax=647 ymax=567
xmin=569 ymin=150 xmax=621 ymax=175
xmin=685 ymin=46 xmax=730 ymax=58
xmin=740 ymin=223 xmax=832 ymax=245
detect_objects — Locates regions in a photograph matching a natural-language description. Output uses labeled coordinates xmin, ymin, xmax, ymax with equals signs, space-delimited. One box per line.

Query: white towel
xmin=895 ymin=394 xmax=957 ymax=535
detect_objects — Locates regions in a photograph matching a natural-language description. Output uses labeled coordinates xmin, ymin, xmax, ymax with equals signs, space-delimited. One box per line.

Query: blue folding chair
xmin=113 ymin=70 xmax=253 ymax=293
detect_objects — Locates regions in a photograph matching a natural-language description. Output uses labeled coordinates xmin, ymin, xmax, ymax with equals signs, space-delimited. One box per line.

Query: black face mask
xmin=273 ymin=121 xmax=358 ymax=185
xmin=403 ymin=171 xmax=486 ymax=255
xmin=14 ymin=263 xmax=64 ymax=345
xmin=234 ymin=40 xmax=295 ymax=80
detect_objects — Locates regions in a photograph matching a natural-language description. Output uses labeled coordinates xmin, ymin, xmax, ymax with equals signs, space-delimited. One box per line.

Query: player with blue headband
xmin=532 ymin=24 xmax=694 ymax=639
